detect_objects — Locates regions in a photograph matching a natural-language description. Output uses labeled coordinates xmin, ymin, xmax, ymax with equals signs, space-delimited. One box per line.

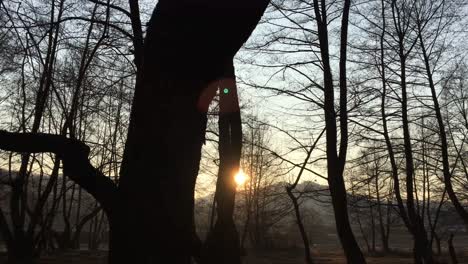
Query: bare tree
xmin=0 ymin=1 xmax=270 ymax=263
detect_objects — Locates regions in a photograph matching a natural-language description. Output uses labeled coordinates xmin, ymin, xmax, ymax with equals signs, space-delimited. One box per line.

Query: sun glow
xmin=234 ymin=169 xmax=248 ymax=186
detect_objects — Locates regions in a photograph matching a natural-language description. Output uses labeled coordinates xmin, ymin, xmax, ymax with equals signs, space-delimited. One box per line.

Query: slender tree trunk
xmin=287 ymin=189 xmax=313 ymax=264
xmin=367 ymin=182 xmax=376 ymax=253
xmin=416 ymin=18 xmax=468 ymax=227
xmin=5 ymin=0 xmax=65 ymax=258
xmin=375 ymin=169 xmax=389 ymax=253
xmin=434 ymin=233 xmax=441 ymax=256
xmin=311 ymin=0 xmax=366 ymax=262
xmin=356 ymin=210 xmax=371 ymax=253
xmin=240 ymin=133 xmax=255 ymax=253
xmin=285 ymin=129 xmax=323 ymax=264
xmin=385 ymin=187 xmax=392 ymax=252
xmin=379 ymin=0 xmax=411 ymax=232
xmin=448 ymin=234 xmax=458 ymax=264
xmin=201 ymin=62 xmax=242 ymax=264
xmin=389 ymin=1 xmax=433 ymax=262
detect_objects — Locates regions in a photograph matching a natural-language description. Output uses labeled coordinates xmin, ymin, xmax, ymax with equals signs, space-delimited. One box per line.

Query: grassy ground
xmin=243 ymin=248 xmax=465 ymax=264
xmin=0 ymin=249 xmax=465 ymax=263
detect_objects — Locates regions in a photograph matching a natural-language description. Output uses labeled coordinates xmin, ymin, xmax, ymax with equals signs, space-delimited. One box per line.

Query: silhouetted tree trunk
xmin=448 ymin=234 xmax=458 ymax=264
xmin=367 ymin=182 xmax=376 ymax=253
xmin=0 ymin=1 xmax=269 ymax=263
xmin=387 ymin=1 xmax=433 ymax=262
xmin=311 ymin=0 xmax=366 ymax=262
xmin=415 ymin=2 xmax=468 ymax=228
xmin=285 ymin=129 xmax=324 ymax=264
xmin=378 ymin=0 xmax=411 ymax=235
xmin=201 ymin=63 xmax=242 ymax=264
xmin=287 ymin=190 xmax=312 ymax=263
xmin=112 ymin=0 xmax=270 ymax=261
xmin=434 ymin=233 xmax=441 ymax=256
xmin=375 ymin=167 xmax=389 ymax=253
xmin=1 ymin=1 xmax=65 ymax=262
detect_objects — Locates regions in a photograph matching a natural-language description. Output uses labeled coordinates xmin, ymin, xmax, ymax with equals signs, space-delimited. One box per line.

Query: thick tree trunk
xmin=0 ymin=1 xmax=270 ymax=263
xmin=110 ymin=75 xmax=214 ymax=263
xmin=113 ymin=1 xmax=269 ymax=263
xmin=412 ymin=230 xmax=432 ymax=264
xmin=6 ymin=237 xmax=35 ymax=264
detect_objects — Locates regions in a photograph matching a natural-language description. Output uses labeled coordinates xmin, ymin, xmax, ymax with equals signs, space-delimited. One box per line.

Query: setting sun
xmin=234 ymin=169 xmax=248 ymax=186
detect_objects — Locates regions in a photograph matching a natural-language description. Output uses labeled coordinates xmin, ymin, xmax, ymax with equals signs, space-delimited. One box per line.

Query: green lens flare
xmin=223 ymin=88 xmax=229 ymax=94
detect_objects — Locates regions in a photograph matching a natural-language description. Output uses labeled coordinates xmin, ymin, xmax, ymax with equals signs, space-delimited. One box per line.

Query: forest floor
xmin=0 ymin=249 xmax=466 ymax=263
xmin=243 ymin=248 xmax=466 ymax=263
